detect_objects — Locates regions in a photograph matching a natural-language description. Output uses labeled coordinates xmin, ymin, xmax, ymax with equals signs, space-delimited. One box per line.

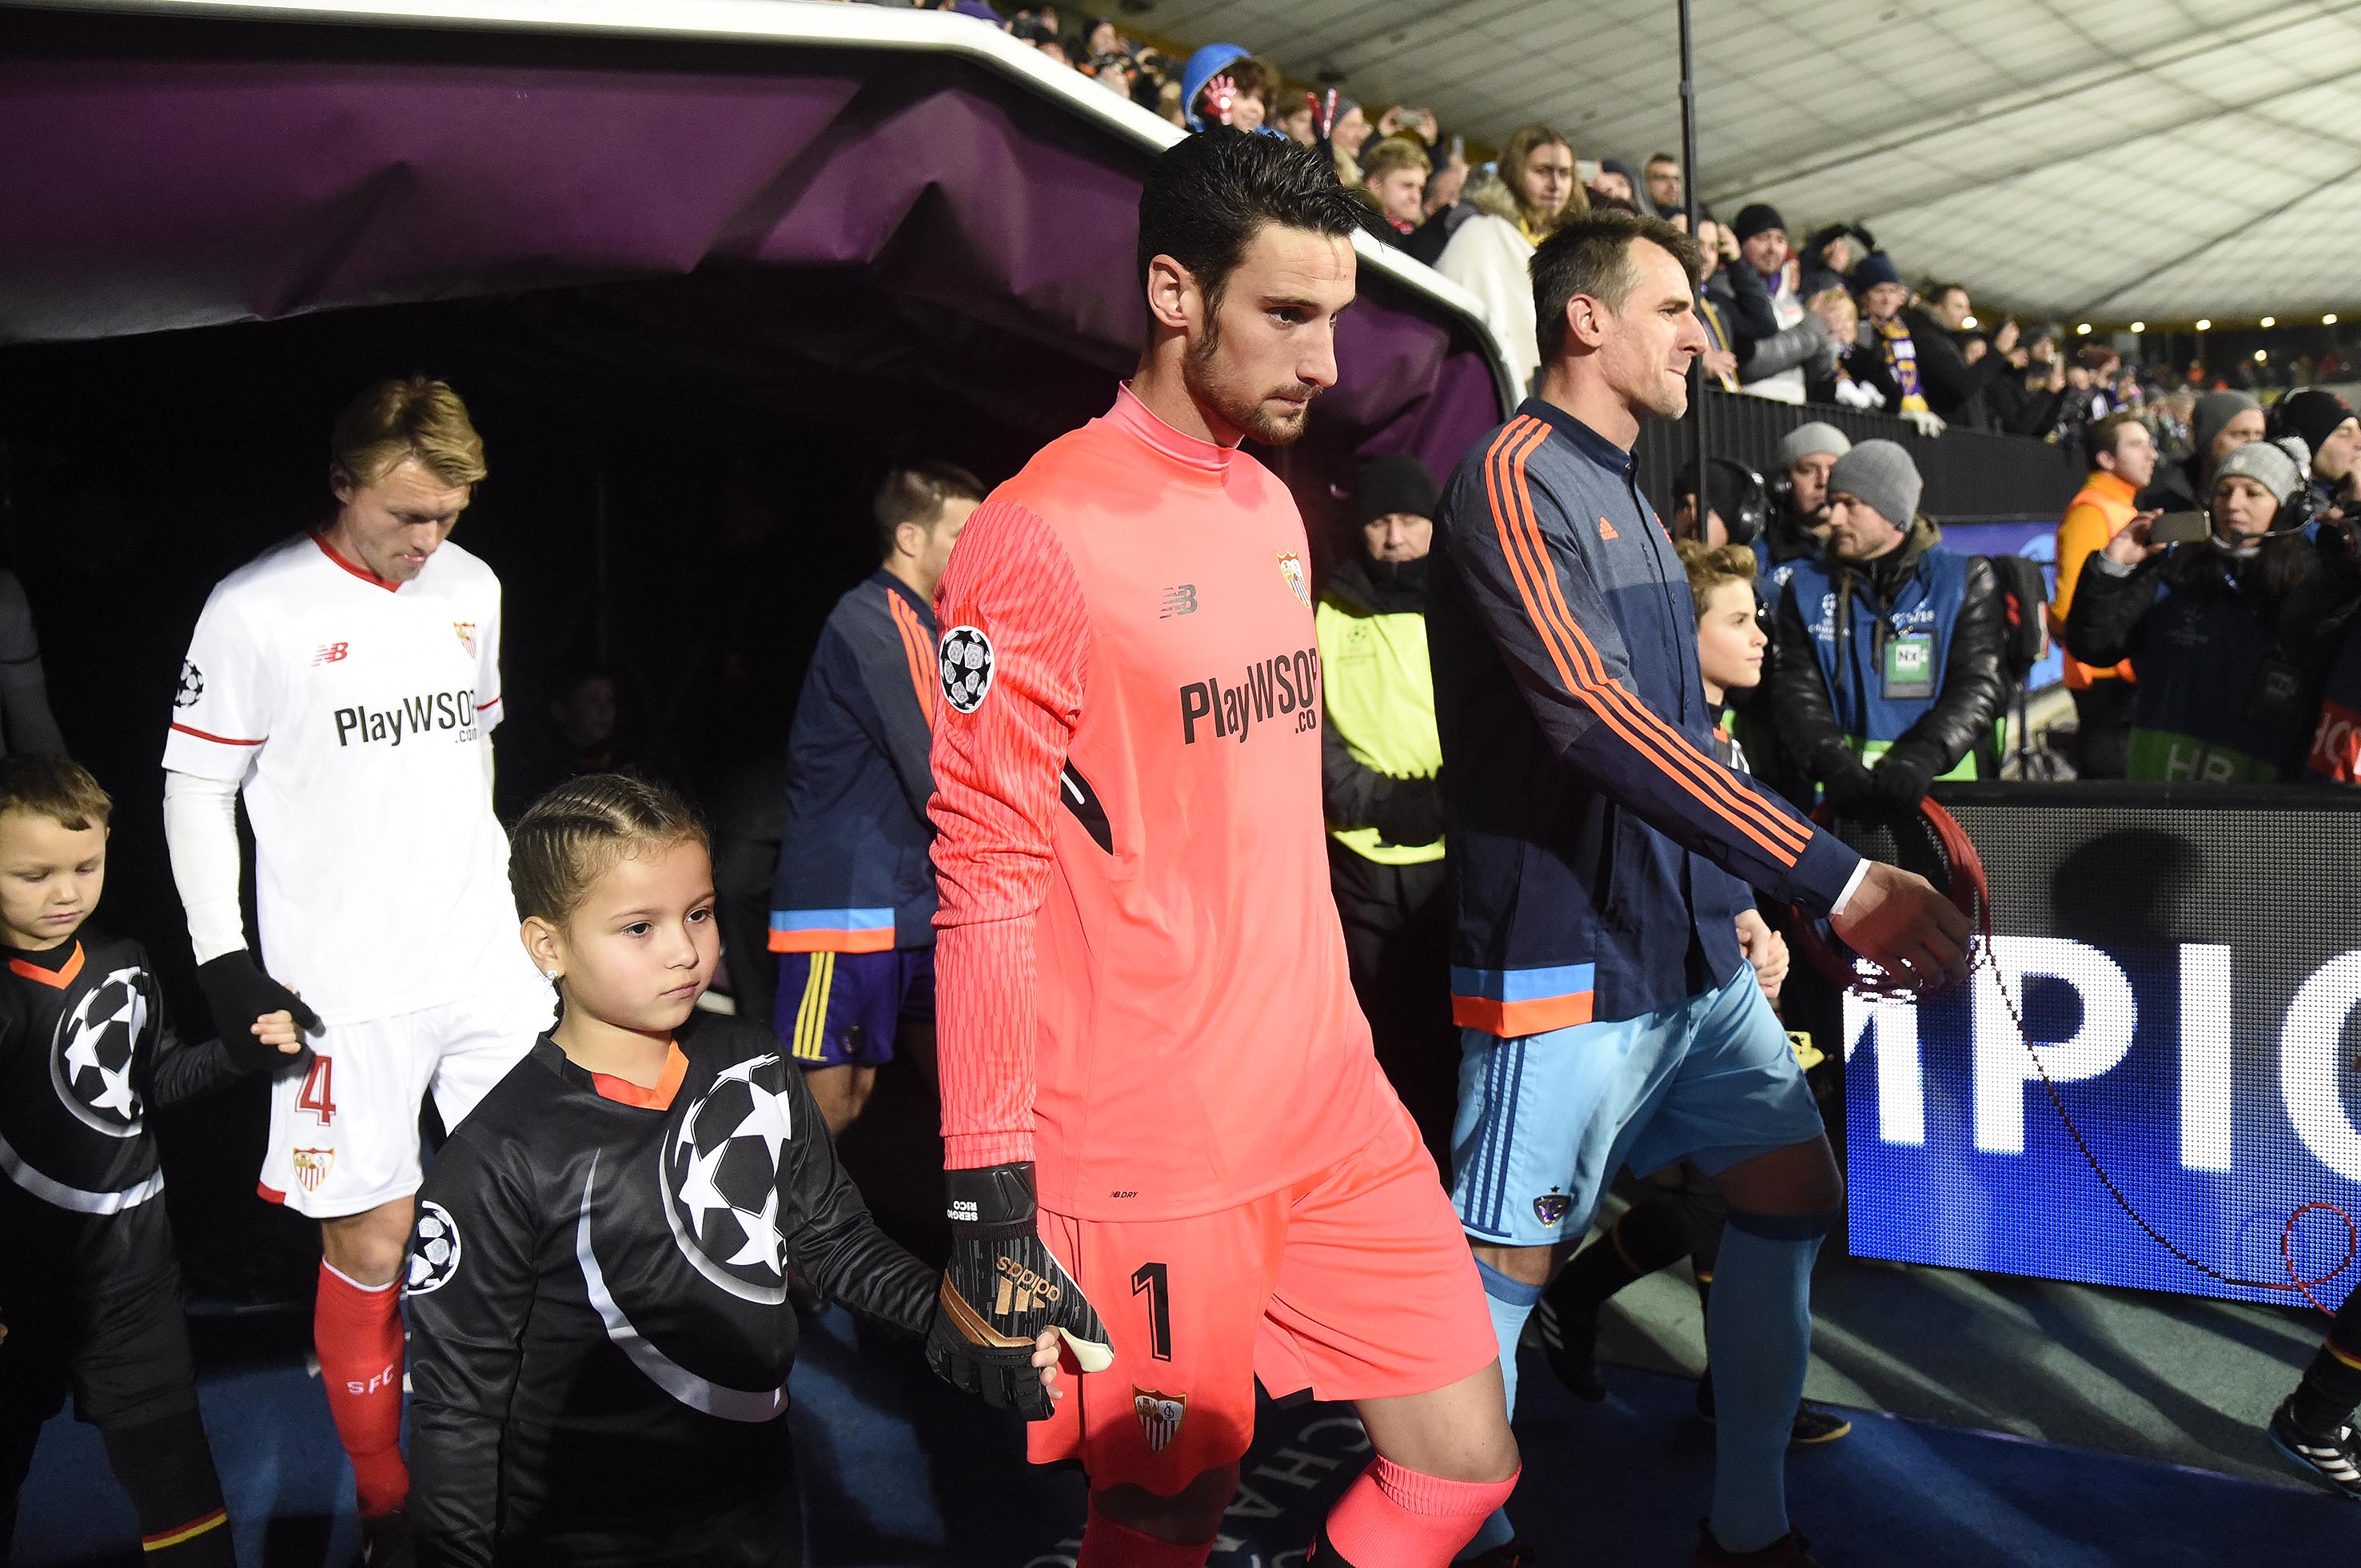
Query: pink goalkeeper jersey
xmin=928 ymin=387 xmax=1396 ymax=1222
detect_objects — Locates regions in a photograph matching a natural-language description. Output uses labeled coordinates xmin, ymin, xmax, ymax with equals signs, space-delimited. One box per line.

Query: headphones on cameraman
xmin=1717 ymin=460 xmax=1772 ymax=549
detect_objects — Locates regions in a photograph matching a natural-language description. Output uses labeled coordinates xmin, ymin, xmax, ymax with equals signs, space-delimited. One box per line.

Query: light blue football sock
xmin=1705 ymin=1216 xmax=1827 ymax=1554
xmin=1456 ymin=1259 xmax=1541 ymax=1559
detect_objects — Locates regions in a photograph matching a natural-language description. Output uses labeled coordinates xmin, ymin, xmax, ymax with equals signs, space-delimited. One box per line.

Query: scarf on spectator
xmin=1872 ymin=315 xmax=1928 ymax=412
xmin=1697 ymin=295 xmax=1740 ymax=392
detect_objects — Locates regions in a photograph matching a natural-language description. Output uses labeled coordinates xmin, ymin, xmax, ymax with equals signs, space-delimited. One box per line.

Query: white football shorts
xmin=257 ymin=980 xmax=555 ymax=1219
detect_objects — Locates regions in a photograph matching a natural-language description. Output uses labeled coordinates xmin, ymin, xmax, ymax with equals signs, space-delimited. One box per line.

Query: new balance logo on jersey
xmin=313 ymin=642 xmax=350 ymax=665
xmin=993 ymin=1254 xmax=1063 ymax=1315
xmin=1160 ymin=585 xmax=1198 ymax=618
xmin=1178 ymin=644 xmax=1320 ymax=744
xmin=333 ymin=688 xmax=481 ymax=748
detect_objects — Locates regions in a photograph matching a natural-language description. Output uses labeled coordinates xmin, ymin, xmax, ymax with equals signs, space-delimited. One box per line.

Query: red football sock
xmin=1076 ymin=1504 xmax=1217 ymax=1568
xmin=1314 ymin=1458 xmax=1519 ymax=1567
xmin=315 ymin=1260 xmax=409 ymax=1518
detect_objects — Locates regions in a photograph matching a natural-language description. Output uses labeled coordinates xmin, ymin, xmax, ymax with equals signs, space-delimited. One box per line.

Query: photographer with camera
xmin=2064 ymin=436 xmax=2323 ymax=782
xmin=1770 ymin=441 xmax=2008 ymax=812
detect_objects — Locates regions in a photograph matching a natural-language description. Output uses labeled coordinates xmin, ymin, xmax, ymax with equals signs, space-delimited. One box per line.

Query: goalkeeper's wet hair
xmin=0 ymin=753 xmax=112 ymax=832
xmin=1137 ymin=128 xmax=1366 ymax=314
xmin=510 ymin=773 xmax=708 ymax=924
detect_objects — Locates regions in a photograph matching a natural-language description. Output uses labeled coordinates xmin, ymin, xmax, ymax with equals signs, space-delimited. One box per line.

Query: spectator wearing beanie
xmin=1316 ymin=453 xmax=1454 ymax=1162
xmin=2050 ymin=410 xmax=2156 ymax=776
xmin=1764 ymin=422 xmax=1850 ymax=586
xmin=1772 ymin=439 xmax=2007 ymax=811
xmin=2140 ymin=389 xmax=2265 ymax=511
xmin=2274 ymin=389 xmax=2361 ymax=512
xmin=2069 ymin=436 xmax=2323 ymax=782
xmin=1841 ymin=251 xmax=1932 ymax=423
xmin=1589 ymin=156 xmax=1640 ymax=206
xmin=1729 ymin=203 xmax=1812 ymax=405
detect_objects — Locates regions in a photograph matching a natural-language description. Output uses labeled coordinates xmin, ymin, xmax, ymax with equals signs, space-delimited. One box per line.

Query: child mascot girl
xmin=404 ymin=774 xmax=1055 ymax=1565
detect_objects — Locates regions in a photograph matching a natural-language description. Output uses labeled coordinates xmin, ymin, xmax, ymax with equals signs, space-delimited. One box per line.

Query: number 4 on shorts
xmin=297 ymin=1054 xmax=337 ymax=1127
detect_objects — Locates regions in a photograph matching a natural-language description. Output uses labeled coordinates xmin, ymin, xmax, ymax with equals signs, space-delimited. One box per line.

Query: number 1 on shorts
xmin=1130 ymin=1261 xmax=1172 ymax=1361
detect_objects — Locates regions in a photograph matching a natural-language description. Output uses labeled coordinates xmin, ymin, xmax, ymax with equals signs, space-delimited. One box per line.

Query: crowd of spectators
xmin=921 ymin=0 xmax=2358 ymax=488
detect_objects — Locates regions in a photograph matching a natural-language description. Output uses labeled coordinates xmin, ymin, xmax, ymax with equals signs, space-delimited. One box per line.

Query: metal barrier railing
xmin=1634 ymin=387 xmax=2086 ymax=525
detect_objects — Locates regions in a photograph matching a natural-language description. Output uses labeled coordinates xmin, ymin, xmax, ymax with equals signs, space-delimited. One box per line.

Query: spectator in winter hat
xmin=2140 ymin=389 xmax=2265 ymax=511
xmin=1843 ymin=252 xmax=1929 ymax=417
xmin=2070 ymin=435 xmax=2323 ymax=782
xmin=2272 ymin=389 xmax=2359 ymax=511
xmin=1589 ymin=158 xmax=1638 ymax=206
xmin=1773 ymin=439 xmax=2008 ymax=808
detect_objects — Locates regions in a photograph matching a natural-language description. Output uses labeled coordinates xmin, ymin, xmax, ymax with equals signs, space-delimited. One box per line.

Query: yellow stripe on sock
xmin=143 ymin=1509 xmax=227 ymax=1550
xmin=2326 ymin=1336 xmax=2361 ymax=1372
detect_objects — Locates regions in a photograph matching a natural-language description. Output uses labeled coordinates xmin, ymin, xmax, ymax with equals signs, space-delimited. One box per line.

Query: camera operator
xmin=1770 ymin=440 xmax=2007 ymax=812
xmin=1761 ymin=423 xmax=1850 ymax=595
xmin=2064 ymin=437 xmax=2323 ymax=782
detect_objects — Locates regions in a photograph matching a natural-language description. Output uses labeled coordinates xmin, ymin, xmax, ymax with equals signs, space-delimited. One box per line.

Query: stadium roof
xmin=1151 ymin=0 xmax=2361 ymax=325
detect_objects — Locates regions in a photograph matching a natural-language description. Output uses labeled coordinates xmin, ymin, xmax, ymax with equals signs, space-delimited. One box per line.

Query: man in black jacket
xmin=1771 ymin=441 xmax=2008 ymax=811
xmin=1900 ymin=282 xmax=2016 ymax=428
xmin=1316 ymin=454 xmax=1454 ymax=1162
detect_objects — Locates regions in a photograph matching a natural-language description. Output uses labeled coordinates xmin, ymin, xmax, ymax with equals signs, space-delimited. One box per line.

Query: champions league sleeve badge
xmin=407 ymin=1200 xmax=463 ymax=1295
xmin=939 ymin=625 xmax=995 ymax=714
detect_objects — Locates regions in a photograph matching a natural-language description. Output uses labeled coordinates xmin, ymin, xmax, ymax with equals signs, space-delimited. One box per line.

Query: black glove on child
xmin=197 ymin=951 xmax=321 ymax=1075
xmin=926 ymin=1161 xmax=1111 ymax=1421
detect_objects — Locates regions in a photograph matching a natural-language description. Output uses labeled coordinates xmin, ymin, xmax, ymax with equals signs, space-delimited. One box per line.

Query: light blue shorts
xmin=1450 ymin=964 xmax=1824 ymax=1247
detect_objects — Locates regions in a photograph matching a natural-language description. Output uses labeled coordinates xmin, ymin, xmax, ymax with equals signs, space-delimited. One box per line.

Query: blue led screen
xmin=1845 ymin=790 xmax=2361 ymax=1305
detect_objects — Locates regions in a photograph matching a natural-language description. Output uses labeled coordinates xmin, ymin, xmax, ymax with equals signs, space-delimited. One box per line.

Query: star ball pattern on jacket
xmin=402 ymin=1012 xmax=935 ymax=1557
xmin=0 ymin=929 xmax=233 ymax=1216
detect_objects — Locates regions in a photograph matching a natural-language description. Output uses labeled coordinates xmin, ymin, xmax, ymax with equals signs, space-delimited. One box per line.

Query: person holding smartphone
xmin=2063 ymin=435 xmax=2324 ymax=782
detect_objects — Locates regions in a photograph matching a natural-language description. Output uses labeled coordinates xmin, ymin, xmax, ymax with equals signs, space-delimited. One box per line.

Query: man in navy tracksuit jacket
xmin=1428 ymin=209 xmax=1968 ymax=1568
xmin=768 ymin=464 xmax=983 ymax=1135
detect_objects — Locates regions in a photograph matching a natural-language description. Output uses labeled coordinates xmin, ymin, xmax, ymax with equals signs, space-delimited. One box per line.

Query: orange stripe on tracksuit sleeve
xmin=927 ymin=501 xmax=1093 ymax=1171
xmin=1494 ymin=422 xmax=1809 ymax=860
xmin=1482 ymin=418 xmax=1805 ymax=866
xmin=887 ymin=590 xmax=937 ymax=727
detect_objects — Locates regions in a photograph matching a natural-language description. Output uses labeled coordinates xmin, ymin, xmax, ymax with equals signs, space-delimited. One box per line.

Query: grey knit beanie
xmin=1827 ymin=439 xmax=1922 ymax=527
xmin=1775 ymin=421 xmax=1853 ymax=469
xmin=2193 ymin=390 xmax=2262 ymax=457
xmin=2211 ymin=435 xmax=2310 ymax=506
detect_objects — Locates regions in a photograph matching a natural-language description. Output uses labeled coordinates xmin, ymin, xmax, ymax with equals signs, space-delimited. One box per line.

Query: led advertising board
xmin=1845 ymin=788 xmax=2361 ymax=1304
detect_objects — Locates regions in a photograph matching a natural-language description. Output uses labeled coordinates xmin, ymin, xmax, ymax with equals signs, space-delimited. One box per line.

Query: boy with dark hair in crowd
xmin=0 ymin=756 xmax=301 ymax=1564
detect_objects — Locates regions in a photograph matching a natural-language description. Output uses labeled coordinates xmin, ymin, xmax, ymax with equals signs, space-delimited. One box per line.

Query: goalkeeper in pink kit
xmin=920 ymin=131 xmax=1521 ymax=1564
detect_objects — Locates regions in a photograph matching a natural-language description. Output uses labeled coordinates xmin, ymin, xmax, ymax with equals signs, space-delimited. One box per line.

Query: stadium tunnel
xmin=0 ymin=0 xmax=1516 ymax=1299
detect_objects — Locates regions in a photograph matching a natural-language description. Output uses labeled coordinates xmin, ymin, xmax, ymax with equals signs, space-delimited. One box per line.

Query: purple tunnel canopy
xmin=0 ymin=4 xmax=1511 ymax=505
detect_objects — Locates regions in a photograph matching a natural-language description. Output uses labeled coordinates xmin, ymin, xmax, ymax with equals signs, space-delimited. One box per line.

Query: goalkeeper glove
xmin=198 ymin=951 xmax=321 ymax=1075
xmin=926 ymin=1161 xmax=1111 ymax=1420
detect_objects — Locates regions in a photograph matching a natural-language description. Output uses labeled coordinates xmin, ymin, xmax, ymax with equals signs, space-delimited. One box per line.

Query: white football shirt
xmin=164 ymin=533 xmax=540 ymax=1024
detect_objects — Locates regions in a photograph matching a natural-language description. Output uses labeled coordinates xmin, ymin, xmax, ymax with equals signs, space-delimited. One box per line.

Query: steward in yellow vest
xmin=1317 ymin=453 xmax=1454 ymax=1162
